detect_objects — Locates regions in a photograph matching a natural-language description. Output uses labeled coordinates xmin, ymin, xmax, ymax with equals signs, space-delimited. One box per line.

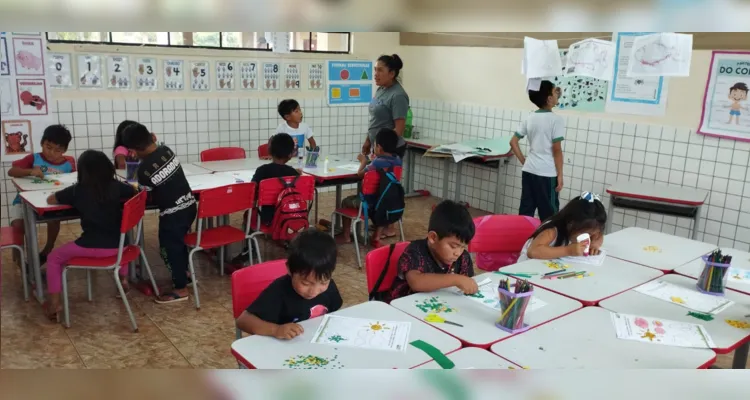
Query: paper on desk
xmin=310 ymin=315 xmax=411 ymax=352
xmin=187 ymin=173 xmax=239 ymax=190
xmin=559 ymin=250 xmax=607 ymax=266
xmin=728 ymin=267 xmax=750 ymax=284
xmin=54 ymin=172 xmax=78 ymax=184
xmin=335 ymin=163 xmax=362 ymax=172
xmin=611 ymin=312 xmax=715 ymax=349
xmin=461 ymin=283 xmax=547 ymax=313
xmin=225 ymin=169 xmax=256 ymax=183
xmin=634 ymin=280 xmax=734 ymax=315
xmin=449 ymin=277 xmax=492 ymax=294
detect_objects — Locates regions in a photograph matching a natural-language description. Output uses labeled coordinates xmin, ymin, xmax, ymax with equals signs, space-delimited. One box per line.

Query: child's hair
xmin=730 ymin=82 xmax=749 ymax=94
xmin=287 ymin=229 xmax=337 ymax=281
xmin=269 ymin=133 xmax=295 ymax=159
xmin=113 ymin=120 xmax=138 ymax=151
xmin=428 ymin=200 xmax=475 ymax=244
xmin=41 ymin=125 xmax=72 ymax=149
xmin=277 ymin=99 xmax=300 ymax=119
xmin=121 ymin=122 xmax=154 ymax=151
xmin=77 ymin=149 xmax=117 ymax=203
xmin=375 ymin=128 xmax=399 ymax=154
xmin=377 ymin=54 xmax=404 ymax=80
xmin=528 ymin=80 xmax=555 ymax=109
xmin=529 ymin=193 xmax=607 ymax=246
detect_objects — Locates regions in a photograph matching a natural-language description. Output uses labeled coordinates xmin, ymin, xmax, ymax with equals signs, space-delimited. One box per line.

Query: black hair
xmin=730 ymin=82 xmax=749 ymax=93
xmin=269 ymin=133 xmax=295 ymax=159
xmin=41 ymin=124 xmax=72 ymax=150
xmin=375 ymin=128 xmax=399 ymax=154
xmin=121 ymin=122 xmax=154 ymax=151
xmin=428 ymin=200 xmax=475 ymax=244
xmin=528 ymin=80 xmax=556 ymax=109
xmin=278 ymin=99 xmax=300 ymax=119
xmin=377 ymin=54 xmax=404 ymax=81
xmin=529 ymin=195 xmax=607 ymax=246
xmin=113 ymin=120 xmax=138 ymax=151
xmin=287 ymin=229 xmax=337 ymax=281
xmin=77 ymin=149 xmax=117 ymax=204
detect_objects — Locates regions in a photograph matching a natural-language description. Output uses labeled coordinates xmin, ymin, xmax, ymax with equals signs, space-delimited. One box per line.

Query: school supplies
xmin=460 ymin=281 xmax=547 ymax=313
xmin=310 ymin=315 xmax=411 ymax=352
xmin=496 ymin=271 xmax=536 ymax=279
xmin=305 ymin=146 xmax=320 ymax=168
xmin=496 ymin=278 xmax=534 ymax=333
xmin=696 ymin=250 xmax=732 ymax=295
xmin=450 ymin=277 xmax=492 ymax=294
xmin=424 ymin=313 xmax=463 ymax=327
xmin=543 ymin=269 xmax=568 ymax=277
xmin=611 ymin=313 xmax=715 ymax=349
xmin=635 ymin=280 xmax=734 ymax=315
xmin=577 ymin=233 xmax=591 ymax=256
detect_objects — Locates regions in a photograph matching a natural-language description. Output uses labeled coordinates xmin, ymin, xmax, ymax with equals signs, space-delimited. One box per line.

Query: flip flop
xmin=154 ymin=292 xmax=189 ymax=304
xmin=379 ymin=233 xmax=398 ymax=239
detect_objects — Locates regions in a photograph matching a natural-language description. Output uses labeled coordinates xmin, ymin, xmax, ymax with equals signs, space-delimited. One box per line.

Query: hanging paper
xmin=523 ymin=37 xmax=563 ymax=79
xmin=239 ymin=61 xmax=258 ymax=90
xmin=308 ymin=62 xmax=324 ymax=90
xmin=634 ymin=280 xmax=734 ymax=314
xmin=135 ymin=58 xmax=157 ymax=91
xmin=284 ymin=63 xmax=301 ymax=90
xmin=190 ymin=61 xmax=210 ymax=91
xmin=310 ymin=315 xmax=411 ymax=352
xmin=611 ymin=313 xmax=715 ymax=348
xmin=215 ymin=61 xmax=235 ymax=91
xmin=47 ymin=53 xmax=73 ymax=88
xmin=526 ymin=78 xmax=542 ymax=91
xmin=2 ymin=119 xmax=32 ymax=161
xmin=0 ymin=78 xmax=13 ymax=116
xmin=163 ymin=59 xmax=184 ymax=91
xmin=545 ymin=49 xmax=608 ymax=113
xmin=564 ymin=38 xmax=616 ymax=81
xmin=1 ymin=36 xmax=10 ymax=75
xmin=12 ymin=37 xmax=44 ymax=76
xmin=697 ymin=51 xmax=750 ymax=142
xmin=107 ymin=56 xmax=131 ymax=90
xmin=263 ymin=62 xmax=281 ymax=91
xmin=16 ymin=79 xmax=48 ymax=115
xmin=267 ymin=32 xmax=291 ymax=54
xmin=77 ymin=55 xmax=102 ymax=88
xmin=627 ymin=33 xmax=693 ymax=77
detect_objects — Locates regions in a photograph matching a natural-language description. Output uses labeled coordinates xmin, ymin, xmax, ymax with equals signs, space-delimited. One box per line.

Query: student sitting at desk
xmin=277 ymin=99 xmax=316 ymax=158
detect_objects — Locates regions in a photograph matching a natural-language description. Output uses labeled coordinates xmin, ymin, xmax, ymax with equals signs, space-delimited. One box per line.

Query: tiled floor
xmin=1 ymin=193 xmax=744 ymax=368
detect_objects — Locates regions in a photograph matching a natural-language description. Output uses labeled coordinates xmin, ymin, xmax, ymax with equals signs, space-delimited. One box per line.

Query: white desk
xmin=600 ymin=274 xmax=750 ymax=369
xmin=186 ymin=172 xmax=242 ymax=192
xmin=490 ymin=307 xmax=717 ymax=369
xmin=192 ymin=158 xmax=269 ymax=172
xmin=606 ymin=181 xmax=708 ymax=239
xmin=415 ymin=347 xmax=518 ymax=369
xmin=11 ymin=172 xmax=76 ymax=191
xmin=605 ymin=227 xmax=717 ymax=272
xmin=302 ymin=159 xmax=361 ymax=181
xmin=181 ymin=163 xmax=212 ymax=176
xmin=224 ymin=169 xmax=257 ymax=183
xmin=390 ymin=272 xmax=582 ymax=348
xmin=499 ymin=257 xmax=663 ymax=306
xmin=675 ymin=247 xmax=750 ymax=296
xmin=230 ymin=301 xmax=462 ymax=369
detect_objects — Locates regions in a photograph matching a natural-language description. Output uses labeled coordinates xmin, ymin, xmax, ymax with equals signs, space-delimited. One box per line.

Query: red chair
xmin=365 ymin=242 xmax=409 ymax=301
xmin=257 ymin=143 xmax=270 ymax=160
xmin=330 ymin=167 xmax=404 ymax=269
xmin=185 ymin=182 xmax=258 ymax=309
xmin=61 ymin=191 xmax=158 ymax=331
xmin=231 ymin=259 xmax=287 ymax=340
xmin=469 ymin=215 xmax=541 ymax=271
xmin=200 ymin=147 xmax=246 ymax=162
xmin=1 ymin=226 xmax=28 ymax=301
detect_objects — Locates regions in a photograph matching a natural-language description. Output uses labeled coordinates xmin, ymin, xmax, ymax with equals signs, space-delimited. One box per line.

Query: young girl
xmin=113 ymin=120 xmax=158 ymax=169
xmin=43 ymin=150 xmax=138 ymax=320
xmin=518 ymin=192 xmax=607 ymax=261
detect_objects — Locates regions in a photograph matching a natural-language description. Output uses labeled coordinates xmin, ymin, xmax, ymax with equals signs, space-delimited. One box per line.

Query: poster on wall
xmin=78 ymin=54 xmax=103 ymax=88
xmin=12 ymin=37 xmax=44 ymax=76
xmin=605 ymin=32 xmax=669 ymax=116
xmin=545 ymin=50 xmax=607 ymax=113
xmin=190 ymin=61 xmax=210 ymax=91
xmin=2 ymin=119 xmax=32 ymax=161
xmin=107 ymin=56 xmax=131 ymax=90
xmin=0 ymin=36 xmax=9 ymax=75
xmin=0 ymin=77 xmax=14 ymax=116
xmin=284 ymin=63 xmax=301 ymax=90
xmin=239 ymin=61 xmax=258 ymax=90
xmin=163 ymin=59 xmax=184 ymax=90
xmin=135 ymin=58 xmax=157 ymax=91
xmin=47 ymin=53 xmax=73 ymax=88
xmin=326 ymin=60 xmax=374 ymax=106
xmin=697 ymin=51 xmax=750 ymax=142
xmin=215 ymin=61 xmax=234 ymax=90
xmin=17 ymin=79 xmax=48 ymax=115
xmin=308 ymin=62 xmax=324 ymax=90
xmin=263 ymin=62 xmax=281 ymax=91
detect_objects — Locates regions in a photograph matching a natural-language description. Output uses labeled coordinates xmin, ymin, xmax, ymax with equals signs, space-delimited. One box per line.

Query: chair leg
xmin=86 ymin=270 xmax=92 ymax=302
xmin=187 ymin=249 xmax=201 ymax=310
xmin=62 ymin=268 xmax=71 ymax=328
xmin=251 ymin=237 xmax=263 ymax=264
xmin=139 ymin=253 xmax=160 ymax=298
xmin=14 ymin=246 xmax=29 ymax=302
xmin=113 ymin=268 xmax=138 ymax=332
xmin=352 ymin=219 xmax=362 ymax=269
xmin=219 ymin=246 xmax=225 ymax=276
xmin=329 ymin=211 xmax=337 ymax=238
xmin=399 ymin=220 xmax=405 ymax=241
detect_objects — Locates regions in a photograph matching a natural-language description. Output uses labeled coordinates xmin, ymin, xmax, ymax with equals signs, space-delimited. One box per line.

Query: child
xmin=517 ymin=192 xmax=607 ymax=262
xmin=113 ymin=120 xmax=159 ymax=169
xmin=339 ymin=128 xmax=402 ymax=246
xmin=236 ymin=229 xmax=342 ymax=339
xmin=509 ymin=80 xmax=565 ymax=222
xmin=386 ymin=200 xmax=478 ymax=302
xmin=122 ymin=122 xmax=197 ymax=304
xmin=726 ymin=82 xmax=748 ymax=125
xmin=276 ymin=99 xmax=316 ymax=158
xmin=8 ymin=125 xmax=75 ymax=264
xmin=42 ymin=150 xmax=137 ymax=320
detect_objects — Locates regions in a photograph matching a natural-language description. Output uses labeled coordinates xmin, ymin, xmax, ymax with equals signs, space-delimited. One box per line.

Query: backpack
xmin=270 ymin=176 xmax=309 ymax=241
xmin=364 ymin=168 xmax=405 ymax=229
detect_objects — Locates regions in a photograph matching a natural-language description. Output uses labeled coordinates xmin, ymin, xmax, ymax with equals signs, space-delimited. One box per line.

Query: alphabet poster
xmin=107 ymin=56 xmax=131 ymax=90
xmin=47 ymin=53 xmax=73 ymax=88
xmin=12 ymin=37 xmax=43 ymax=76
xmin=190 ymin=61 xmax=210 ymax=91
xmin=135 ymin=58 xmax=157 ymax=91
xmin=0 ymin=78 xmax=13 ymax=116
xmin=698 ymin=51 xmax=750 ymax=142
xmin=2 ymin=119 xmax=32 ymax=161
xmin=239 ymin=61 xmax=258 ymax=90
xmin=0 ymin=36 xmax=9 ymax=75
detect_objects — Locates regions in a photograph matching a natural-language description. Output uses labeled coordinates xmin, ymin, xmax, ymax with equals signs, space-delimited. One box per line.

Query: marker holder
xmin=696 ymin=255 xmax=731 ymax=296
xmin=305 ymin=150 xmax=320 ymax=168
xmin=125 ymin=161 xmax=140 ymax=182
xmin=495 ymin=287 xmax=533 ymax=334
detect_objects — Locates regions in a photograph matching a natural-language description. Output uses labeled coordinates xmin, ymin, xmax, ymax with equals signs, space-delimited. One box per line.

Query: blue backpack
xmin=363 ymin=168 xmax=405 ymax=229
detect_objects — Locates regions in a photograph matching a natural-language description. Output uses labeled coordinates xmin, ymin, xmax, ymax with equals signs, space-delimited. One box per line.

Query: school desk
xmin=599 ymin=273 xmax=750 ymax=369
xmin=605 ymin=180 xmax=708 ymax=240
xmin=415 ymin=346 xmax=519 ymax=369
xmin=230 ymin=301 xmax=462 ymax=369
xmin=390 ymin=272 xmax=582 ymax=348
xmin=11 ymin=172 xmax=77 ymax=192
xmin=302 ymin=159 xmax=364 ymax=225
xmin=675 ymin=247 xmax=750 ymax=296
xmin=403 ymin=137 xmax=451 ymax=197
xmin=605 ymin=227 xmax=717 ymax=273
xmin=498 ymin=257 xmax=663 ymax=306
xmin=490 ymin=306 xmax=717 ymax=369
xmin=192 ymin=158 xmax=270 ymax=173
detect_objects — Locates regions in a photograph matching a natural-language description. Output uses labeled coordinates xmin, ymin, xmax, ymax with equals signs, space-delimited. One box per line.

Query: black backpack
xmin=364 ymin=168 xmax=405 ymax=228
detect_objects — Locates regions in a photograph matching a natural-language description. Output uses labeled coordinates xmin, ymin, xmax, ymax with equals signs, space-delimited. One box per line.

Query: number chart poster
xmin=698 ymin=51 xmax=750 ymax=142
xmin=327 ymin=60 xmax=373 ymax=106
xmin=545 ymin=50 xmax=608 ymax=113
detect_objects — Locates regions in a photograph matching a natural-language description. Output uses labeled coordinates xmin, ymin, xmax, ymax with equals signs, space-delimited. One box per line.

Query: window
xmin=46 ymin=32 xmax=351 ymax=53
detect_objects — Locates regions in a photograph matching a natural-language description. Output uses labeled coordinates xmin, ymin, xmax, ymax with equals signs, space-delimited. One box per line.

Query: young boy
xmin=386 ymin=200 xmax=478 ymax=302
xmin=509 ymin=79 xmax=565 ymax=222
xmin=236 ymin=229 xmax=342 ymax=339
xmin=339 ymin=128 xmax=402 ymax=245
xmin=122 ymin=123 xmax=197 ymax=304
xmin=8 ymin=125 xmax=75 ymax=264
xmin=277 ymin=99 xmax=316 ymax=158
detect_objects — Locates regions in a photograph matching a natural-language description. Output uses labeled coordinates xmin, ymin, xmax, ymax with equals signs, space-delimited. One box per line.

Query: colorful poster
xmin=327 ymin=60 xmax=373 ymax=106
xmin=16 ymin=79 xmax=48 ymax=115
xmin=190 ymin=61 xmax=210 ymax=91
xmin=545 ymin=49 xmax=607 ymax=113
xmin=47 ymin=53 xmax=73 ymax=88
xmin=239 ymin=61 xmax=258 ymax=90
xmin=0 ymin=78 xmax=13 ymax=116
xmin=284 ymin=63 xmax=301 ymax=90
xmin=77 ymin=54 xmax=102 ymax=88
xmin=697 ymin=51 xmax=750 ymax=142
xmin=135 ymin=58 xmax=157 ymax=91
xmin=163 ymin=60 xmax=184 ymax=90
xmin=2 ymin=119 xmax=32 ymax=160
xmin=308 ymin=62 xmax=324 ymax=90
xmin=107 ymin=56 xmax=131 ymax=90
xmin=262 ymin=62 xmax=281 ymax=91
xmin=215 ymin=61 xmax=234 ymax=91
xmin=0 ymin=36 xmax=9 ymax=75
xmin=12 ymin=37 xmax=44 ymax=76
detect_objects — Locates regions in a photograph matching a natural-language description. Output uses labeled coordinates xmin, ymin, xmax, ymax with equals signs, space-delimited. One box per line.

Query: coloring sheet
xmin=627 ymin=33 xmax=693 ymax=77
xmin=449 ymin=277 xmax=493 ymax=295
xmin=47 ymin=53 xmax=72 ymax=88
xmin=334 ymin=163 xmax=362 ymax=172
xmin=107 ymin=56 xmax=131 ymax=90
xmin=310 ymin=315 xmax=411 ymax=352
xmin=634 ymin=280 xmax=734 ymax=314
xmin=1 ymin=36 xmax=10 ymax=75
xmin=135 ymin=58 xmax=157 ymax=91
xmin=523 ymin=37 xmax=563 ymax=79
xmin=263 ymin=62 xmax=281 ymax=91
xmin=284 ymin=63 xmax=301 ymax=90
xmin=560 ymin=250 xmax=607 ymax=266
xmin=564 ymin=38 xmax=615 ymax=81
xmin=239 ymin=61 xmax=258 ymax=90
xmin=0 ymin=78 xmax=13 ymax=116
xmin=16 ymin=79 xmax=48 ymax=115
xmin=308 ymin=62 xmax=324 ymax=90
xmin=459 ymin=283 xmax=547 ymax=314
xmin=215 ymin=61 xmax=235 ymax=91
xmin=2 ymin=119 xmax=32 ymax=158
xmin=77 ymin=55 xmax=102 ymax=88
xmin=54 ymin=172 xmax=78 ymax=185
xmin=12 ymin=37 xmax=44 ymax=76
xmin=163 ymin=60 xmax=184 ymax=90
xmin=728 ymin=267 xmax=750 ymax=284
xmin=697 ymin=51 xmax=750 ymax=141
xmin=190 ymin=61 xmax=210 ymax=91
xmin=611 ymin=313 xmax=715 ymax=348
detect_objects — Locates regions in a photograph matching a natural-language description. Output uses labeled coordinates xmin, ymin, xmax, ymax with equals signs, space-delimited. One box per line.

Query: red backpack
xmin=270 ymin=176 xmax=309 ymax=241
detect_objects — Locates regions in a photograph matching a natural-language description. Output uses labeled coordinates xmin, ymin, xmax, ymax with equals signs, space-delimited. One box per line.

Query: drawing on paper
xmin=0 ymin=78 xmax=12 ymax=116
xmin=4 ymin=130 xmax=27 ymax=154
xmin=725 ymin=319 xmax=750 ymax=329
xmin=564 ymin=38 xmax=615 ymax=81
xmin=546 ymin=49 xmax=607 ymax=113
xmin=327 ymin=334 xmax=346 ymax=343
xmin=627 ymin=33 xmax=693 ymax=77
xmin=415 ymin=296 xmax=456 ymax=313
xmin=635 ymin=280 xmax=734 ymax=315
xmin=725 ymin=82 xmax=749 ymax=125
xmin=544 ymin=261 xmax=569 ymax=270
xmin=311 ymin=315 xmax=411 ymax=352
xmin=611 ymin=313 xmax=715 ymax=348
xmin=283 ymin=354 xmax=344 ymax=369
xmin=729 ymin=267 xmax=750 ymax=283
xmin=0 ymin=37 xmax=9 ymax=75
xmin=523 ymin=37 xmax=563 ymax=79
xmin=2 ymin=120 xmax=32 ymax=157
xmin=643 ymin=245 xmax=662 ymax=253
xmin=461 ymin=283 xmax=547 ymax=313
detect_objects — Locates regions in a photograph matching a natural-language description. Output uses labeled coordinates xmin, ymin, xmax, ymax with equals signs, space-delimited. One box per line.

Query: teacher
xmin=363 ymin=54 xmax=409 ymax=158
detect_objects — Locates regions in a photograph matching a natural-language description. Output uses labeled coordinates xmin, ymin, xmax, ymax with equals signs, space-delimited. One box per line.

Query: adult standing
xmin=363 ymin=54 xmax=410 ymax=159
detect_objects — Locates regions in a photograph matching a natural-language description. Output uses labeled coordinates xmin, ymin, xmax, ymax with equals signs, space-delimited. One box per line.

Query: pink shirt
xmin=113 ymin=146 xmax=130 ymax=158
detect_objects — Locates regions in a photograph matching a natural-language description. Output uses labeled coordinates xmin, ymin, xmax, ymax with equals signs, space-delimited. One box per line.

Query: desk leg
xmin=23 ymin=202 xmax=44 ymax=303
xmin=405 ymin=148 xmax=414 ymax=193
xmin=335 ymin=184 xmax=343 ymax=227
xmin=442 ymin=158 xmax=450 ymax=199
xmin=454 ymin=162 xmax=463 ymax=202
xmin=692 ymin=205 xmax=702 ymax=240
xmin=732 ymin=340 xmax=749 ymax=369
xmin=494 ymin=162 xmax=504 ymax=214
xmin=606 ymin=196 xmax=614 ymax=234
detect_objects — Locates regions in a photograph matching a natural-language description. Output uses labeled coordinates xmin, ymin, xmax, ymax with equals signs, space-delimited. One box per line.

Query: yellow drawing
xmin=641 ymin=330 xmax=656 ymax=341
xmin=366 ymin=321 xmax=390 ymax=332
xmin=670 ymin=296 xmax=685 ymax=305
xmin=331 ymin=87 xmax=341 ymax=99
xmin=643 ymin=245 xmax=662 ymax=253
xmin=544 ymin=261 xmax=569 ymax=270
xmin=725 ymin=319 xmax=750 ymax=329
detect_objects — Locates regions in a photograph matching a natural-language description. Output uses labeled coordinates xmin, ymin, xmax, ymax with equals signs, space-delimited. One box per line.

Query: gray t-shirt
xmin=368 ymin=81 xmax=409 ymax=148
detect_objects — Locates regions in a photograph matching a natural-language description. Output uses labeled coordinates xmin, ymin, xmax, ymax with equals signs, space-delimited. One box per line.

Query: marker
xmin=543 ymin=269 xmax=568 ymax=277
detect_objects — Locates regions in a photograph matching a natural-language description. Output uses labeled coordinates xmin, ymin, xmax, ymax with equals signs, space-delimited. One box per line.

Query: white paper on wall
xmin=190 ymin=61 xmax=210 ymax=91
xmin=77 ymin=54 xmax=103 ymax=89
xmin=107 ymin=56 xmax=131 ymax=90
xmin=284 ymin=63 xmax=301 ymax=90
xmin=627 ymin=33 xmax=693 ymax=77
xmin=12 ymin=37 xmax=44 ymax=76
xmin=135 ymin=58 xmax=158 ymax=91
xmin=523 ymin=37 xmax=563 ymax=79
xmin=163 ymin=59 xmax=184 ymax=91
xmin=47 ymin=53 xmax=73 ymax=88
xmin=308 ymin=62 xmax=324 ymax=90
xmin=564 ymin=38 xmax=616 ymax=81
xmin=263 ymin=61 xmax=281 ymax=91
xmin=215 ymin=61 xmax=235 ymax=91
xmin=17 ymin=78 xmax=48 ymax=115
xmin=239 ymin=61 xmax=258 ymax=90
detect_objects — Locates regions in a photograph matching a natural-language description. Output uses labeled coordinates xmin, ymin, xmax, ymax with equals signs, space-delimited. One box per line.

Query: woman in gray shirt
xmin=363 ymin=54 xmax=410 ymax=158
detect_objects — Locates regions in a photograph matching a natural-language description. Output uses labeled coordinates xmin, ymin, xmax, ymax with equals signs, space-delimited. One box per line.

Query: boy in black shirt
xmin=236 ymin=229 xmax=342 ymax=339
xmin=123 ymin=123 xmax=197 ymax=304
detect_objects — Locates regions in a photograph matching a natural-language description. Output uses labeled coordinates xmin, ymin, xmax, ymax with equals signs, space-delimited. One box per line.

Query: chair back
xmin=468 ymin=215 xmax=540 ymax=253
xmin=121 ymin=191 xmax=148 ymax=234
xmin=231 ymin=259 xmax=288 ymax=318
xmin=200 ymin=147 xmax=246 ymax=162
xmin=257 ymin=175 xmax=315 ymax=206
xmin=365 ymin=241 xmax=409 ymax=295
xmin=197 ymin=182 xmax=256 ymax=220
xmin=361 ymin=166 xmax=403 ymax=196
xmin=257 ymin=143 xmax=270 ymax=159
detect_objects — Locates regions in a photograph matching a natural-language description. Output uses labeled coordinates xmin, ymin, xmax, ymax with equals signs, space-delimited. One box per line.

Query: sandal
xmin=154 ymin=292 xmax=189 ymax=304
xmin=380 ymin=232 xmax=398 ymax=239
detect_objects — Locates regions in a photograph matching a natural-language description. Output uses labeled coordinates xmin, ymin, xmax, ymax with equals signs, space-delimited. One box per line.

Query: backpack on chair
xmin=364 ymin=168 xmax=405 ymax=232
xmin=270 ymin=176 xmax=309 ymax=241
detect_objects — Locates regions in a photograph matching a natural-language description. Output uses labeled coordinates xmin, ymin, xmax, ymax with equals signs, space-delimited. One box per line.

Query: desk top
xmin=192 ymin=158 xmax=269 ymax=172
xmin=12 ymin=172 xmax=76 ymax=192
xmin=675 ymin=247 xmax=750 ymax=296
xmin=302 ymin=159 xmax=361 ymax=181
xmin=605 ymin=227 xmax=717 ymax=272
xmin=19 ymin=190 xmax=72 ymax=214
xmin=607 ymin=181 xmax=708 ymax=206
xmin=415 ymin=347 xmax=518 ymax=369
xmin=405 ymin=137 xmax=452 ymax=149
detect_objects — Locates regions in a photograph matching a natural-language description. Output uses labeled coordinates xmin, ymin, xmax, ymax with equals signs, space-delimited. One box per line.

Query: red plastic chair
xmin=330 ymin=167 xmax=404 ymax=269
xmin=200 ymin=147 xmax=247 ymax=162
xmin=231 ymin=259 xmax=287 ymax=340
xmin=257 ymin=143 xmax=270 ymax=160
xmin=61 ymin=191 xmax=158 ymax=331
xmin=469 ymin=215 xmax=541 ymax=271
xmin=184 ymin=182 xmax=257 ymax=309
xmin=365 ymin=242 xmax=409 ymax=301
xmin=1 ymin=226 xmax=28 ymax=301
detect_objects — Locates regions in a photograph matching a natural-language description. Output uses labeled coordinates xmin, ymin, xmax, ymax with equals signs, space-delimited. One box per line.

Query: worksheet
xmin=460 ymin=283 xmax=547 ymax=313
xmin=311 ymin=315 xmax=411 ymax=352
xmin=634 ymin=280 xmax=734 ymax=314
xmin=627 ymin=33 xmax=693 ymax=77
xmin=560 ymin=250 xmax=607 ymax=266
xmin=728 ymin=267 xmax=750 ymax=284
xmin=611 ymin=313 xmax=715 ymax=348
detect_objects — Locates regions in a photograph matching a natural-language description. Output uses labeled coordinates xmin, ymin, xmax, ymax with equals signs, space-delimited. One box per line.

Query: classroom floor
xmin=0 ymin=193 xmax=745 ymax=369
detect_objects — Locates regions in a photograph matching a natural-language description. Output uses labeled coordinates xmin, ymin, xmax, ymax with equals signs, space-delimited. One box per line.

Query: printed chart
xmin=327 ymin=60 xmax=373 ymax=106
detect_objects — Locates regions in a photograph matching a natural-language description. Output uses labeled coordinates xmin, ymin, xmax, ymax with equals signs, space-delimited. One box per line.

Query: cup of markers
xmin=495 ymin=279 xmax=534 ymax=334
xmin=696 ymin=250 xmax=732 ymax=296
xmin=305 ymin=146 xmax=320 ymax=168
xmin=125 ymin=161 xmax=140 ymax=183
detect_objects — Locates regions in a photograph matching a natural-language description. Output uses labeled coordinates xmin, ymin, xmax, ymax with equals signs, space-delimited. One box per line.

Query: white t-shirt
xmin=515 ymin=110 xmax=565 ymax=177
xmin=276 ymin=121 xmax=314 ymax=151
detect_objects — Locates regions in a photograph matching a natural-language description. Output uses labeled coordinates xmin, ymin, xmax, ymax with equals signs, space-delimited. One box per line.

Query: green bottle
xmin=404 ymin=107 xmax=413 ymax=139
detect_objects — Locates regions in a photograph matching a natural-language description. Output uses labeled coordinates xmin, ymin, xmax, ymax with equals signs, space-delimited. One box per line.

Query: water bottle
xmin=404 ymin=107 xmax=413 ymax=139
